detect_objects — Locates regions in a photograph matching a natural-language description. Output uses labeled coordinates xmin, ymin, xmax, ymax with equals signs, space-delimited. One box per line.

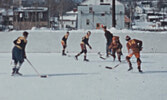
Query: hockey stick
xmin=105 ymin=63 xmax=120 ymax=69
xmin=26 ymin=58 xmax=47 ymax=78
xmin=105 ymin=60 xmax=126 ymax=70
xmin=97 ymin=52 xmax=106 ymax=60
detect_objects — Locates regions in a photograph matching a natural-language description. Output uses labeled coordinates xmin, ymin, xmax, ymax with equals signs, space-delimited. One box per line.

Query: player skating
xmin=61 ymin=31 xmax=69 ymax=56
xmin=11 ymin=31 xmax=29 ymax=76
xmin=108 ymin=36 xmax=123 ymax=62
xmin=103 ymin=26 xmax=113 ymax=57
xmin=75 ymin=31 xmax=92 ymax=61
xmin=125 ymin=36 xmax=143 ymax=72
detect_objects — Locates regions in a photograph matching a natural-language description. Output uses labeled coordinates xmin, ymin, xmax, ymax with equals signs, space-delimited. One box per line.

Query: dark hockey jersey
xmin=81 ymin=36 xmax=90 ymax=46
xmin=13 ymin=36 xmax=27 ymax=50
xmin=62 ymin=35 xmax=68 ymax=44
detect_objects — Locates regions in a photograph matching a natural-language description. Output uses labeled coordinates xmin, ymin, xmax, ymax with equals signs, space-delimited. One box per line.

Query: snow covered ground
xmin=0 ymin=52 xmax=167 ymax=100
xmin=1 ymin=29 xmax=167 ymax=53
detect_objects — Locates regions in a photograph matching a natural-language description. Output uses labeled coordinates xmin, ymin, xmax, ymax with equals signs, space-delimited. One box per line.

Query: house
xmin=147 ymin=12 xmax=163 ymax=22
xmin=50 ymin=17 xmax=59 ymax=30
xmin=59 ymin=9 xmax=78 ymax=30
xmin=0 ymin=8 xmax=13 ymax=31
xmin=141 ymin=1 xmax=152 ymax=8
xmin=160 ymin=18 xmax=167 ymax=27
xmin=0 ymin=13 xmax=3 ymax=31
xmin=147 ymin=15 xmax=162 ymax=22
xmin=0 ymin=9 xmax=3 ymax=25
xmin=13 ymin=7 xmax=49 ymax=30
xmin=77 ymin=0 xmax=125 ymax=29
xmin=135 ymin=6 xmax=143 ymax=14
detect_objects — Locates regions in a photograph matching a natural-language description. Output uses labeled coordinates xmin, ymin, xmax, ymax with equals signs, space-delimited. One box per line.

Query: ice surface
xmin=0 ymin=53 xmax=167 ymax=100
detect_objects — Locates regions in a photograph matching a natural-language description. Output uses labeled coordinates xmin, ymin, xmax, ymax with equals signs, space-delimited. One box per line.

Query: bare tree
xmin=157 ymin=0 xmax=167 ymax=11
xmin=45 ymin=0 xmax=78 ymax=28
xmin=46 ymin=0 xmax=78 ymax=17
xmin=0 ymin=0 xmax=12 ymax=28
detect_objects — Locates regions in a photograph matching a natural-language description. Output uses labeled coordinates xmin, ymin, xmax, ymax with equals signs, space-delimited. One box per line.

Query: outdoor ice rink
xmin=0 ymin=29 xmax=167 ymax=100
xmin=0 ymin=52 xmax=167 ymax=100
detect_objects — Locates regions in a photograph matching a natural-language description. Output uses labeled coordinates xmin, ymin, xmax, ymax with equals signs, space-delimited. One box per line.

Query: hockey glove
xmin=89 ymin=46 xmax=92 ymax=49
xmin=139 ymin=47 xmax=143 ymax=51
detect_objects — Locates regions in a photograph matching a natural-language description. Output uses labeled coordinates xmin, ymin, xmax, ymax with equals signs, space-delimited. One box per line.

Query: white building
xmin=77 ymin=0 xmax=125 ymax=29
xmin=141 ymin=1 xmax=151 ymax=8
xmin=135 ymin=6 xmax=143 ymax=14
xmin=0 ymin=8 xmax=13 ymax=30
xmin=59 ymin=10 xmax=78 ymax=30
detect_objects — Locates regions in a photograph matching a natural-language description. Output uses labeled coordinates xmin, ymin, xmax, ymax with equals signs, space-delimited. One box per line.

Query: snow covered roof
xmin=143 ymin=7 xmax=152 ymax=11
xmin=0 ymin=8 xmax=13 ymax=16
xmin=148 ymin=16 xmax=163 ymax=19
xmin=15 ymin=7 xmax=48 ymax=12
xmin=160 ymin=19 xmax=167 ymax=22
xmin=66 ymin=11 xmax=78 ymax=14
xmin=81 ymin=0 xmax=123 ymax=6
xmin=59 ymin=15 xmax=77 ymax=21
xmin=0 ymin=9 xmax=5 ymax=14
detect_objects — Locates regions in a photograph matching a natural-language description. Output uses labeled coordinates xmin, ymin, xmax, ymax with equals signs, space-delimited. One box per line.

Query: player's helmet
xmin=23 ymin=31 xmax=29 ymax=37
xmin=103 ymin=26 xmax=107 ymax=29
xmin=125 ymin=35 xmax=131 ymax=41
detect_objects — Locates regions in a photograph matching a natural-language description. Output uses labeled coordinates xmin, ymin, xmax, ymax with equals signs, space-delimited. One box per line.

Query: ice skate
xmin=128 ymin=67 xmax=133 ymax=71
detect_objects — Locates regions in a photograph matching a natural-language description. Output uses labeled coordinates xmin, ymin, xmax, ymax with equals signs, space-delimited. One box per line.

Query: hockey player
xmin=61 ymin=31 xmax=69 ymax=56
xmin=108 ymin=36 xmax=123 ymax=62
xmin=75 ymin=31 xmax=92 ymax=61
xmin=12 ymin=31 xmax=29 ymax=76
xmin=125 ymin=35 xmax=143 ymax=72
xmin=103 ymin=26 xmax=113 ymax=57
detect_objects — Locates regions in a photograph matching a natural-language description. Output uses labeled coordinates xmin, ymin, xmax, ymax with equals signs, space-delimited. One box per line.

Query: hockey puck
xmin=105 ymin=66 xmax=112 ymax=69
xmin=40 ymin=75 xmax=48 ymax=78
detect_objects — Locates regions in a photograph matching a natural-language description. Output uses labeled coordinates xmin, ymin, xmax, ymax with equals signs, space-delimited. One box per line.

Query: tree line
xmin=0 ymin=0 xmax=82 ymax=17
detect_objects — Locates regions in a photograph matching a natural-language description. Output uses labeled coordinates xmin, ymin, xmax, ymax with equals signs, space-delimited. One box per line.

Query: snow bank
xmin=0 ymin=29 xmax=167 ymax=53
